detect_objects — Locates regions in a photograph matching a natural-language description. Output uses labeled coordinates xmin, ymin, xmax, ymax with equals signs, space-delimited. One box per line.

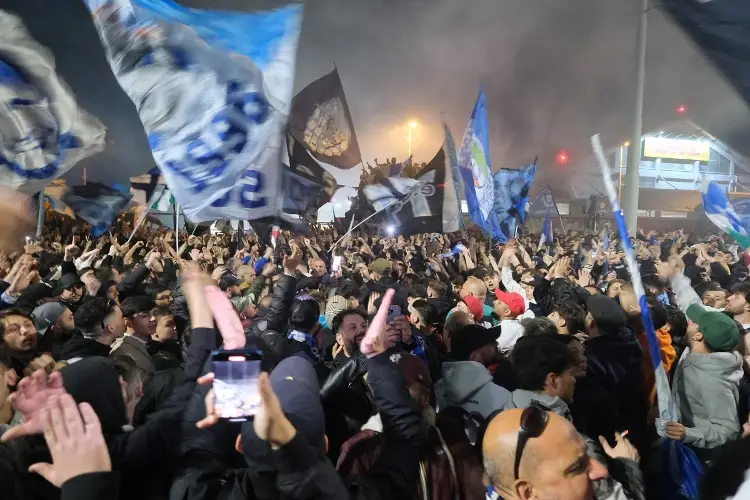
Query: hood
xmin=437 ymin=361 xmax=494 ymax=402
xmin=56 ymin=333 xmax=111 ymax=361
xmin=60 ymin=357 xmax=128 ymax=434
xmin=683 ymin=350 xmax=743 ymax=383
xmin=503 ymin=389 xmax=572 ymax=420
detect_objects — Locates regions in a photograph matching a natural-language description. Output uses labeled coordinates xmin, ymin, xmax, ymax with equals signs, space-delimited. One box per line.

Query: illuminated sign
xmin=643 ymin=137 xmax=710 ymax=162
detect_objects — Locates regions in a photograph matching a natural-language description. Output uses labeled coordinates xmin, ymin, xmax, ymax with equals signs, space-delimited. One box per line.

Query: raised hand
xmin=282 ymin=244 xmax=302 ymax=274
xmin=360 ymin=289 xmax=400 ymax=358
xmin=28 ymin=394 xmax=111 ymax=487
xmin=2 ymin=370 xmax=66 ymax=441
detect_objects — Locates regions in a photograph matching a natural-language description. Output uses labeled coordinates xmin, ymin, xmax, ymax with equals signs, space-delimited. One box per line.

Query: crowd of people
xmin=1 ymin=186 xmax=750 ymax=499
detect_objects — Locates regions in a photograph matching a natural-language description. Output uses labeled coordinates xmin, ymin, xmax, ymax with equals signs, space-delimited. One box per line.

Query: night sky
xmin=4 ymin=0 xmax=749 ymax=216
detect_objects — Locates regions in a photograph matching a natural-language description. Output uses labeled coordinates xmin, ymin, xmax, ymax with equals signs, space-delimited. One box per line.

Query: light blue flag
xmin=0 ymin=11 xmax=106 ymax=195
xmin=492 ymin=160 xmax=537 ymax=238
xmin=458 ymin=88 xmax=501 ymax=239
xmin=702 ymin=181 xmax=750 ymax=247
xmin=542 ymin=209 xmax=553 ymax=244
xmin=83 ymin=0 xmax=304 ymax=222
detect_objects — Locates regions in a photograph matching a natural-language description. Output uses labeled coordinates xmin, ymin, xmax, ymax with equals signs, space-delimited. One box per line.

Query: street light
xmin=407 ymin=120 xmax=418 ymax=157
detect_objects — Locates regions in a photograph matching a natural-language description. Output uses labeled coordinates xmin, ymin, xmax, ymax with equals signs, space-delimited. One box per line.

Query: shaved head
xmin=482 ymin=409 xmax=606 ymax=500
xmin=462 ymin=277 xmax=487 ymax=302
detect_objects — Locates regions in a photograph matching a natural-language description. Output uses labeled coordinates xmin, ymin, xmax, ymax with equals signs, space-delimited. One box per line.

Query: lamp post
xmin=623 ymin=0 xmax=648 ymax=235
xmin=407 ymin=120 xmax=417 ymax=157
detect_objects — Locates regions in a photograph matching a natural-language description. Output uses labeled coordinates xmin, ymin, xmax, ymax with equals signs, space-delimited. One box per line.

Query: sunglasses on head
xmin=514 ymin=403 xmax=550 ymax=480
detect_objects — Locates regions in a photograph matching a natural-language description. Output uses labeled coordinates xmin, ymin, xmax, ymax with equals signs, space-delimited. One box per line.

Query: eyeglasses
xmin=513 ymin=403 xmax=550 ymax=480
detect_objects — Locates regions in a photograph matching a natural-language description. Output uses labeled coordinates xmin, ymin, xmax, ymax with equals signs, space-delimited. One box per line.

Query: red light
xmin=676 ymin=104 xmax=687 ymax=114
xmin=556 ymin=150 xmax=569 ymax=165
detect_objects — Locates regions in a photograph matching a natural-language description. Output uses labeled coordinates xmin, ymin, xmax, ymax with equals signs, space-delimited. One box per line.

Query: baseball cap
xmin=32 ymin=302 xmax=69 ymax=335
xmin=450 ymin=324 xmax=501 ymax=362
xmin=368 ymin=258 xmax=392 ymax=275
xmin=686 ymin=304 xmax=740 ymax=352
xmin=494 ymin=290 xmax=526 ymax=317
xmin=58 ymin=273 xmax=83 ymax=291
xmin=462 ymin=295 xmax=484 ymax=321
xmin=325 ymin=295 xmax=347 ymax=327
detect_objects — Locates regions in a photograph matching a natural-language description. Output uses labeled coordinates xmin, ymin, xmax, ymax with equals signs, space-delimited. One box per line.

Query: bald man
xmin=461 ymin=276 xmax=494 ymax=327
xmin=483 ymin=409 xmax=607 ymax=500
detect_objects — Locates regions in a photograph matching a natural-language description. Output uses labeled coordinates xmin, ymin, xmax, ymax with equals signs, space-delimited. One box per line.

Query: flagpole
xmin=36 ymin=191 xmax=45 ymax=240
xmin=127 ymin=207 xmax=151 ymax=244
xmin=174 ymin=202 xmax=180 ymax=253
xmin=558 ymin=214 xmax=566 ymax=234
xmin=328 ymin=198 xmax=399 ymax=252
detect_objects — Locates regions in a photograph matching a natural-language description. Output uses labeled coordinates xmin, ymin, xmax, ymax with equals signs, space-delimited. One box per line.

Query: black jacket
xmin=248 ymin=275 xmax=297 ymax=338
xmin=268 ymin=348 xmax=424 ymax=499
xmin=583 ymin=327 xmax=650 ymax=455
xmin=61 ymin=472 xmax=121 ymax=500
xmin=54 ymin=332 xmax=111 ymax=362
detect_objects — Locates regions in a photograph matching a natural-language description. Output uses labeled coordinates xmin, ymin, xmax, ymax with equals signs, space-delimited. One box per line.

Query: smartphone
xmin=332 ymin=255 xmax=342 ymax=272
xmin=211 ymin=349 xmax=264 ymax=421
xmin=387 ymin=305 xmax=401 ymax=324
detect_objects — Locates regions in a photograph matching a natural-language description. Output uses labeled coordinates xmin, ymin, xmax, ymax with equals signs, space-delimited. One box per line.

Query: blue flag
xmin=62 ymin=182 xmax=132 ymax=235
xmin=458 ymin=89 xmax=502 ymax=239
xmin=492 ymin=160 xmax=537 ymax=238
xmin=702 ymin=181 xmax=750 ymax=247
xmin=0 ymin=11 xmax=106 ymax=195
xmin=83 ymin=0 xmax=303 ymax=222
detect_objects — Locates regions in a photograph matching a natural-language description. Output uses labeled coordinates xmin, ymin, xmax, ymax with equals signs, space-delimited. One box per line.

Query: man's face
xmin=153 ymin=314 xmax=177 ymax=342
xmin=2 ymin=315 xmax=37 ymax=352
xmin=547 ymin=311 xmax=566 ymax=333
xmin=525 ymin=434 xmax=601 ymax=500
xmin=492 ymin=299 xmax=510 ymax=319
xmin=61 ymin=283 xmax=84 ymax=303
xmin=56 ymin=308 xmax=75 ymax=335
xmin=128 ymin=310 xmax=156 ymax=337
xmin=483 ymin=274 xmax=499 ymax=292
xmin=606 ymin=282 xmax=622 ymax=298
xmin=155 ymin=290 xmax=173 ymax=308
xmin=311 ymin=259 xmax=327 ymax=278
xmin=703 ymin=290 xmax=727 ymax=309
xmin=337 ymin=313 xmax=367 ymax=351
xmin=725 ymin=292 xmax=747 ymax=316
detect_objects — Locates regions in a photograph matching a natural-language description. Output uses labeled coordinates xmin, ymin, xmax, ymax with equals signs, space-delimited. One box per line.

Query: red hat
xmin=462 ymin=295 xmax=484 ymax=321
xmin=494 ymin=290 xmax=526 ymax=317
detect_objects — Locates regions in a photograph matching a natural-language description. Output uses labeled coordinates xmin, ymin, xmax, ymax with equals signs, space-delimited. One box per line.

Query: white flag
xmin=0 ymin=11 xmax=106 ymax=195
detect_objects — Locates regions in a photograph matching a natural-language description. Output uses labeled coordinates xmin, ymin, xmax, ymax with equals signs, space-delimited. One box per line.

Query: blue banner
xmin=0 ymin=11 xmax=106 ymax=195
xmin=458 ymin=88 xmax=502 ymax=239
xmin=83 ymin=0 xmax=303 ymax=222
xmin=62 ymin=182 xmax=132 ymax=233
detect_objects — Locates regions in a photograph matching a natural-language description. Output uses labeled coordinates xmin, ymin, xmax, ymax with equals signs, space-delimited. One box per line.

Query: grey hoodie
xmin=502 ymin=389 xmax=572 ymax=420
xmin=672 ymin=350 xmax=743 ymax=449
xmin=435 ymin=361 xmax=510 ymax=418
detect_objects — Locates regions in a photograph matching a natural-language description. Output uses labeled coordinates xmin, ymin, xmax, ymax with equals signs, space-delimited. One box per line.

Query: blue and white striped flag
xmin=592 ymin=134 xmax=701 ymax=497
xmin=701 ymin=181 xmax=750 ymax=248
xmin=83 ymin=0 xmax=303 ymax=222
xmin=0 ymin=11 xmax=106 ymax=195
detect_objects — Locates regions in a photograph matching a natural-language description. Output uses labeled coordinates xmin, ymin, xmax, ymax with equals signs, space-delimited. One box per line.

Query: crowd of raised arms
xmin=3 ymin=189 xmax=750 ymax=500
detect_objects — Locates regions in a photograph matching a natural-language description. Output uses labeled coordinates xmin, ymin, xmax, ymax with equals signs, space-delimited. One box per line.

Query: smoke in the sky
xmin=4 ymin=0 xmax=749 ymax=203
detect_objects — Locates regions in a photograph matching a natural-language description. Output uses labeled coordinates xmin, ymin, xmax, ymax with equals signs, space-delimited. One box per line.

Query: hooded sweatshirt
xmin=502 ymin=389 xmax=572 ymax=420
xmin=435 ymin=361 xmax=510 ymax=418
xmin=672 ymin=350 xmax=743 ymax=449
